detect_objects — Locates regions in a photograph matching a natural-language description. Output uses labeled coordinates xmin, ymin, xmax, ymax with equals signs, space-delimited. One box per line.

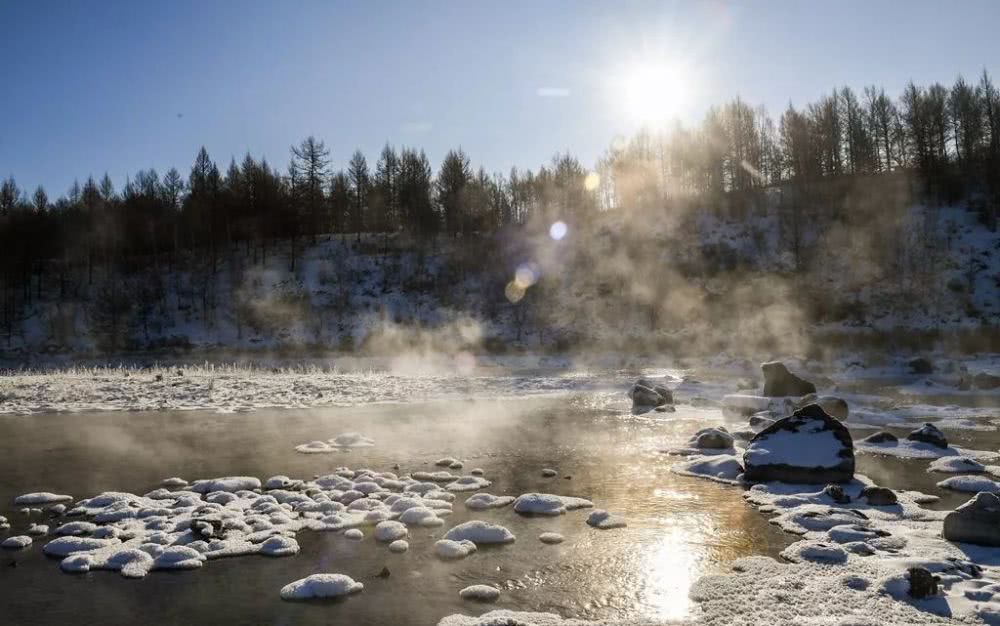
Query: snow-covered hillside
xmin=2 ymin=202 xmax=997 ymax=358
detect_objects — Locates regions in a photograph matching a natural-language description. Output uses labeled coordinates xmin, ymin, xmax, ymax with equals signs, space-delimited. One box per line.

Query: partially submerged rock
xmin=459 ymin=584 xmax=500 ymax=602
xmin=906 ymin=567 xmax=940 ymax=599
xmin=743 ymin=404 xmax=854 ymax=484
xmin=629 ymin=378 xmax=673 ymax=411
xmin=906 ymin=423 xmax=948 ymax=449
xmin=761 ymin=361 xmax=816 ymax=397
xmin=279 ymin=574 xmax=363 ymax=600
xmin=586 ymin=510 xmax=626 ymax=529
xmin=690 ymin=427 xmax=735 ymax=450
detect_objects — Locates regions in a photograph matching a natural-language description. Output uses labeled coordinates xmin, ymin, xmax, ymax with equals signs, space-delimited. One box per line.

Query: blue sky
xmin=2 ymin=0 xmax=998 ymax=197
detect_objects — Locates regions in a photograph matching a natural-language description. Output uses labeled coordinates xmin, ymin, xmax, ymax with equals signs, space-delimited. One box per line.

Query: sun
xmin=621 ymin=61 xmax=688 ymax=127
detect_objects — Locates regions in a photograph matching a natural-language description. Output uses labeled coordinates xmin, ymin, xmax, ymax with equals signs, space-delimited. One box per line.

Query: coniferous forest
xmin=2 ymin=73 xmax=999 ymax=355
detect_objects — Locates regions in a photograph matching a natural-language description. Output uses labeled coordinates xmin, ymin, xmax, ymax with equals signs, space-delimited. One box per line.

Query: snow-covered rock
xmin=539 ymin=532 xmax=564 ymax=544
xmin=2 ymin=535 xmax=32 ymax=549
xmin=743 ymin=404 xmax=854 ymax=484
xmin=444 ymin=521 xmax=515 ymax=544
xmin=907 ymin=423 xmax=948 ymax=449
xmin=279 ymin=574 xmax=363 ymax=600
xmin=464 ymin=494 xmax=515 ymax=510
xmin=435 ymin=539 xmax=477 ymax=559
xmin=459 ymin=584 xmax=500 ymax=602
xmin=14 ymin=492 xmax=72 ymax=505
xmin=513 ymin=493 xmax=593 ymax=516
xmin=928 ymin=456 xmax=986 ymax=473
xmin=374 ymin=521 xmax=408 ymax=542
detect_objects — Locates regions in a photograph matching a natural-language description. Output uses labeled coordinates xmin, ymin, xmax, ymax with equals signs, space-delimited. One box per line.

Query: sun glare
xmin=621 ymin=61 xmax=689 ymax=127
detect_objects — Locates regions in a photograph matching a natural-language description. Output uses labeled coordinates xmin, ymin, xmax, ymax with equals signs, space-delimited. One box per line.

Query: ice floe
xmin=445 ymin=476 xmax=492 ymax=492
xmin=279 ymin=574 xmax=363 ymax=600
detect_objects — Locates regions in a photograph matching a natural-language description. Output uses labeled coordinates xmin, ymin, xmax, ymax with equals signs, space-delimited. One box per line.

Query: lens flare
xmin=514 ymin=263 xmax=539 ymax=288
xmin=549 ymin=221 xmax=567 ymax=241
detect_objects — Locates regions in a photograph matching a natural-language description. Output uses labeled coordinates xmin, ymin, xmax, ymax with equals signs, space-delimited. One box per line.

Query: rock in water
xmin=761 ymin=362 xmax=817 ymax=397
xmin=859 ymin=486 xmax=897 ymax=506
xmin=690 ymin=427 xmax=735 ymax=450
xmin=907 ymin=423 xmax=948 ymax=449
xmin=862 ymin=431 xmax=898 ymax=444
xmin=944 ymin=492 xmax=1000 ymax=546
xmin=743 ymin=404 xmax=854 ymax=484
xmin=908 ymin=357 xmax=935 ymax=375
xmin=629 ymin=378 xmax=672 ymax=410
xmin=907 ymin=567 xmax=940 ymax=599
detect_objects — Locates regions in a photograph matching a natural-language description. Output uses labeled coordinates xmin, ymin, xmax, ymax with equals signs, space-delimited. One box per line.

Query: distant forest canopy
xmin=0 ymin=71 xmax=998 ymax=353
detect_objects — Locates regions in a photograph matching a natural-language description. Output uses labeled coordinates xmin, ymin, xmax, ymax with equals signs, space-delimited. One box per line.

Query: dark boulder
xmin=907 ymin=423 xmax=948 ymax=449
xmin=908 ymin=357 xmax=934 ymax=375
xmin=860 ymin=486 xmax=897 ymax=506
xmin=761 ymin=361 xmax=817 ymax=397
xmin=630 ymin=379 xmax=672 ymax=410
xmin=943 ymin=492 xmax=1000 ymax=546
xmin=862 ymin=431 xmax=898 ymax=444
xmin=907 ymin=567 xmax=940 ymax=599
xmin=823 ymin=484 xmax=851 ymax=504
xmin=743 ymin=404 xmax=855 ymax=484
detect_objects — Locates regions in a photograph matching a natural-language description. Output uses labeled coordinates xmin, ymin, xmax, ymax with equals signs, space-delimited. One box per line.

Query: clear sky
xmin=2 ymin=0 xmax=998 ymax=197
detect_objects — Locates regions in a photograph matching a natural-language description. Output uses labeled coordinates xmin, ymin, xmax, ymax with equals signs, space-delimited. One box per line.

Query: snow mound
xmin=670 ymin=455 xmax=744 ymax=485
xmin=260 ymin=535 xmax=300 ymax=556
xmin=779 ymin=540 xmax=848 ymax=564
xmin=2 ymin=535 xmax=32 ymax=549
xmin=459 ymin=584 xmax=500 ymax=602
xmin=295 ymin=432 xmax=374 ymax=453
xmin=465 ymin=494 xmax=515 ymax=510
xmin=374 ymin=521 xmax=408 ymax=542
xmin=586 ymin=510 xmax=627 ymax=529
xmin=14 ymin=492 xmax=72 ymax=505
xmin=937 ymin=475 xmax=1000 ymax=493
xmin=445 ymin=476 xmax=492 ymax=492
xmin=927 ymin=456 xmax=986 ymax=473
xmin=279 ymin=574 xmax=363 ymax=600
xmin=435 ymin=539 xmax=478 ymax=559
xmin=388 ymin=539 xmax=409 ymax=553
xmin=513 ymin=493 xmax=593 ymax=516
xmin=444 ymin=521 xmax=515 ymax=544
xmin=539 ymin=532 xmax=564 ymax=544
